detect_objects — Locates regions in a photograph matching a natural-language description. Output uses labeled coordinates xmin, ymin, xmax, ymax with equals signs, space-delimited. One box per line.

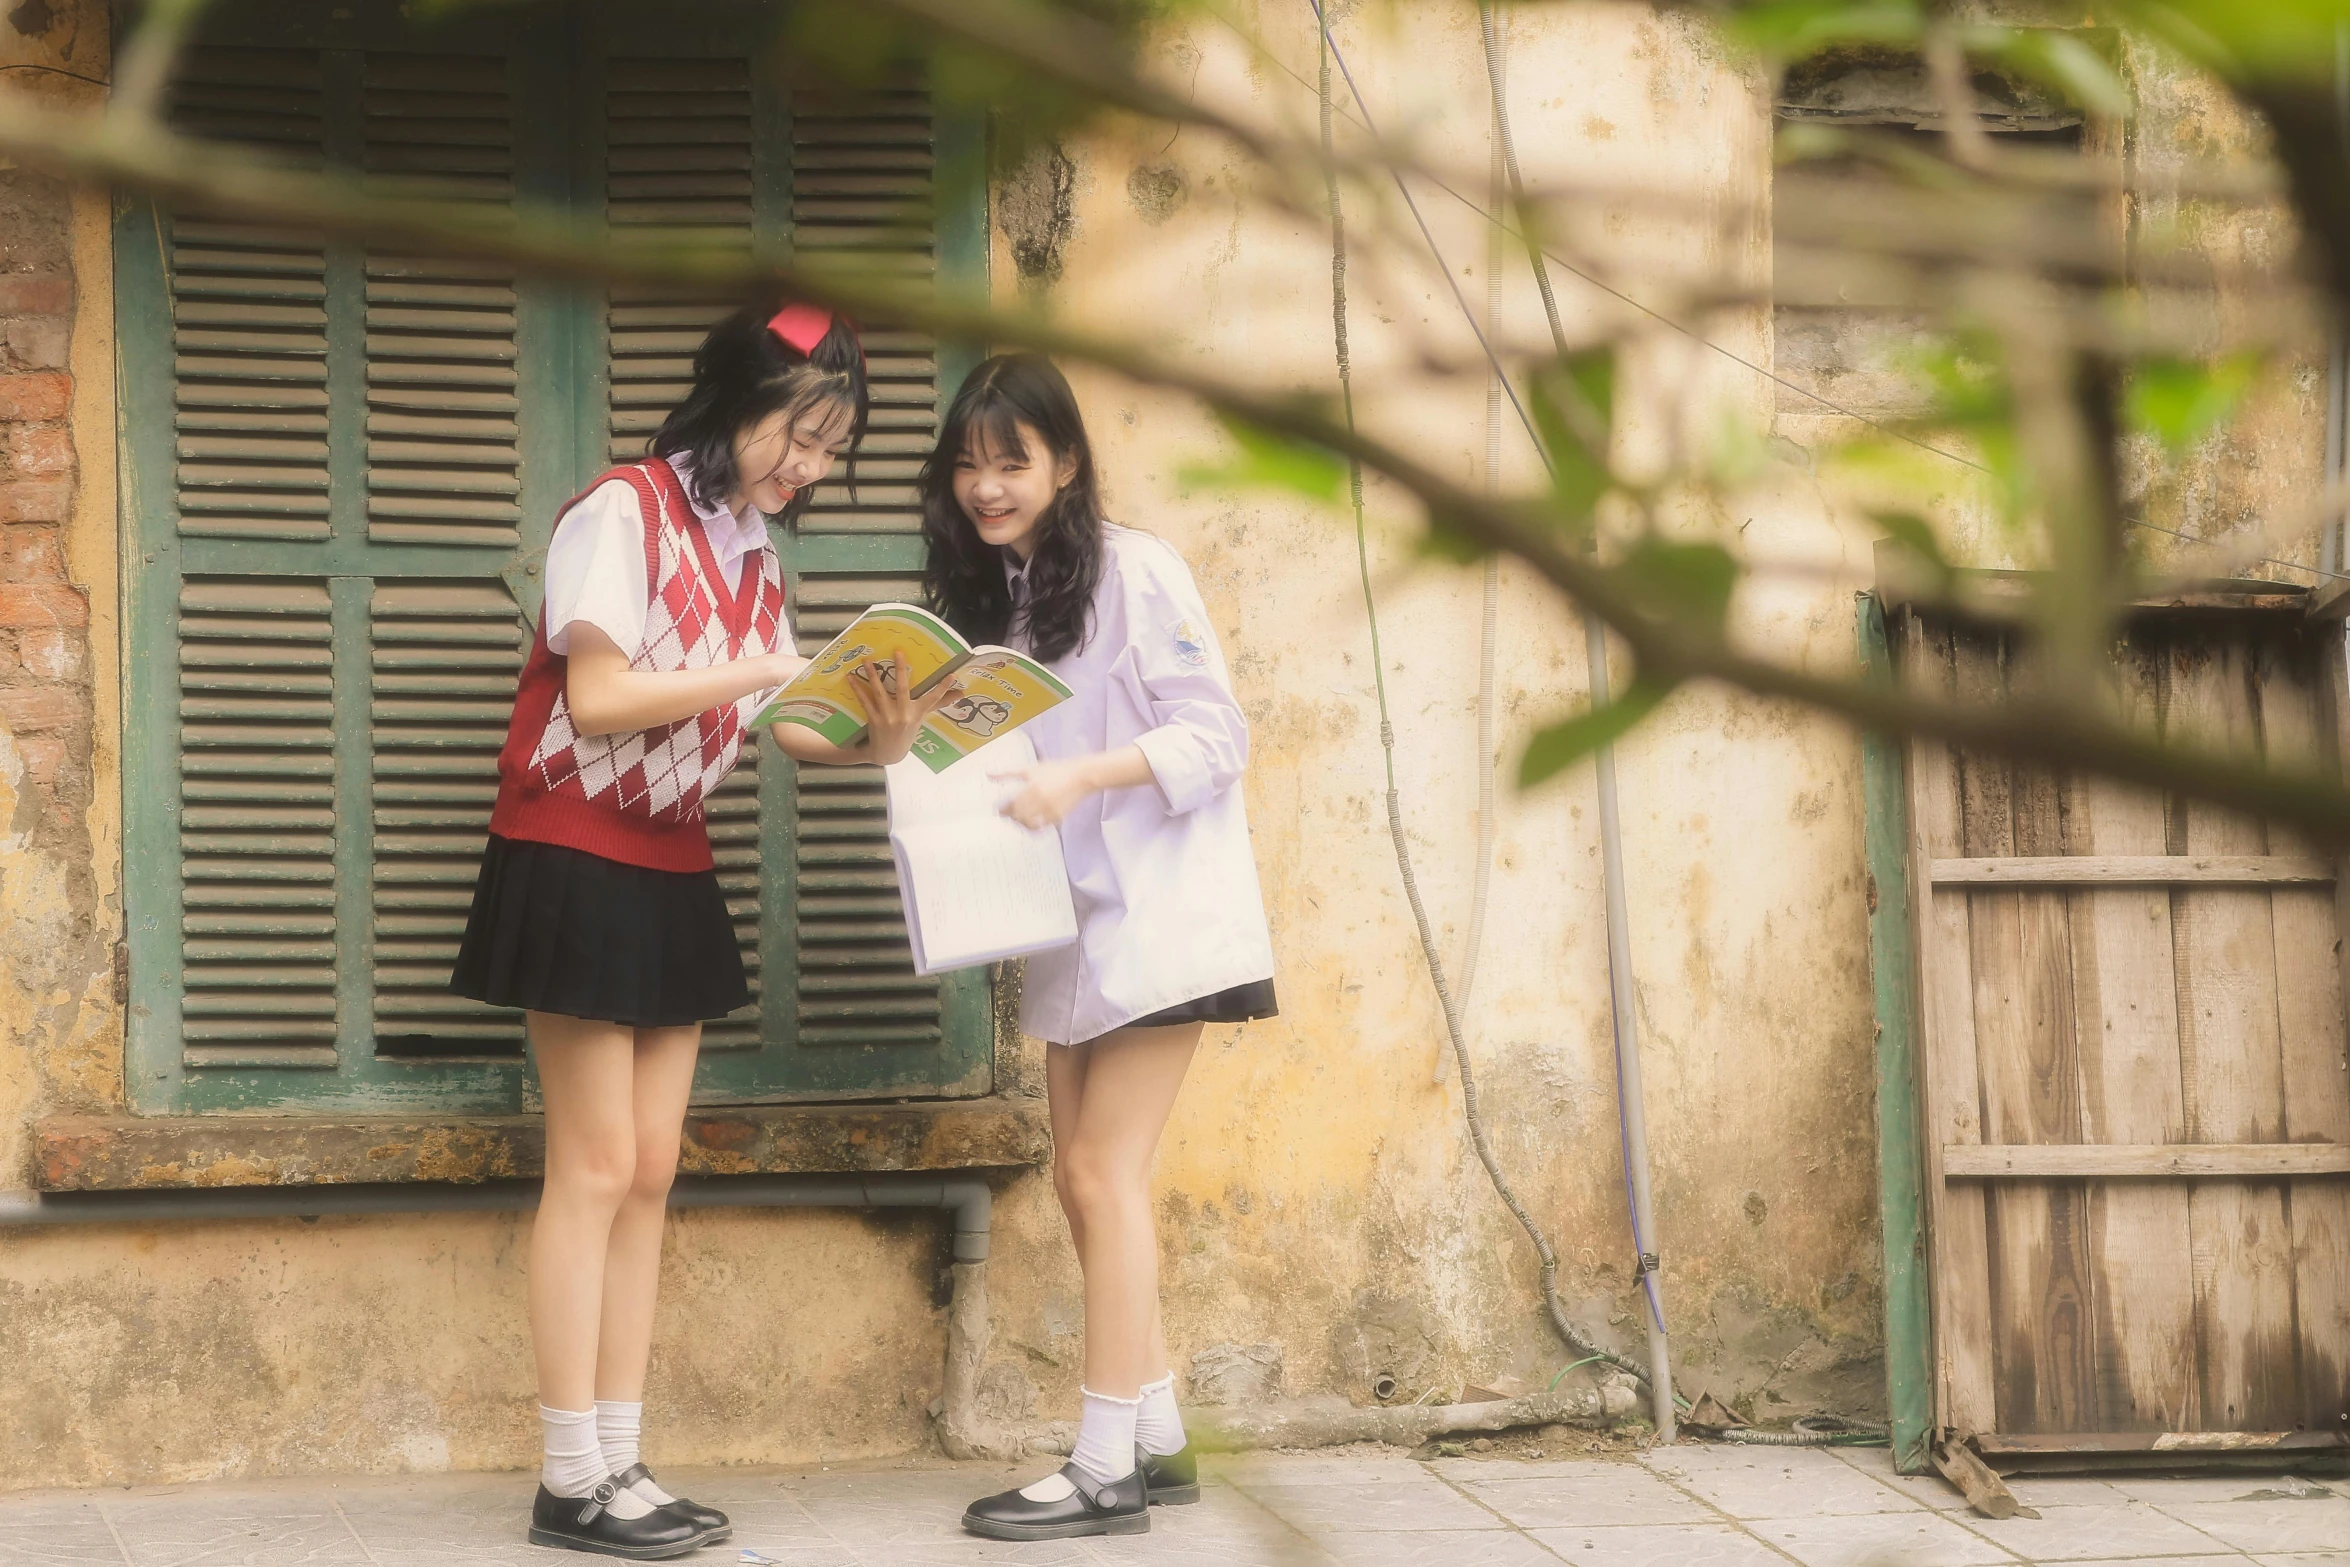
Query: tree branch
xmin=3 ymin=82 xmax=2346 ymax=838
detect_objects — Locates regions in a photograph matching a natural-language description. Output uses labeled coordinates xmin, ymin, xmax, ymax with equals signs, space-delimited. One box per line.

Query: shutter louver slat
xmin=178 ymin=577 xmax=340 ymax=1068
xmin=369 ymin=580 xmax=528 ymax=1057
xmin=169 ymin=49 xmax=330 ymax=544
xmin=363 ymin=54 xmax=522 ymax=549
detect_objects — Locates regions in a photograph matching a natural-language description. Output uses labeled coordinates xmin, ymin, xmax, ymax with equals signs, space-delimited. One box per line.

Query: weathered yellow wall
xmin=2 ymin=3 xmax=121 ymax=1184
xmin=0 ymin=0 xmax=2320 ymax=1491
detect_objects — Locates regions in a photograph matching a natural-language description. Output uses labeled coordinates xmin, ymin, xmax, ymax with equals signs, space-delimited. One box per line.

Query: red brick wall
xmin=0 ymin=165 xmax=88 ymax=826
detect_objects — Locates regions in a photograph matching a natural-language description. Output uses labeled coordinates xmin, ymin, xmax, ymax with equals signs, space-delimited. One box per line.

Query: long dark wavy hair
xmin=650 ymin=298 xmax=868 ymax=527
xmin=919 ymin=354 xmax=1106 ymax=663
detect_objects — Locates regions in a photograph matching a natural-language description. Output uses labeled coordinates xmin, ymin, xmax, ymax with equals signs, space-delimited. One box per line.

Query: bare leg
xmin=1050 ymin=1023 xmax=1202 ymax=1397
xmin=1048 ymin=1042 xmax=1171 ymax=1383
xmin=594 ymin=1024 xmax=703 ymax=1401
xmin=529 ymin=1012 xmax=642 ymax=1412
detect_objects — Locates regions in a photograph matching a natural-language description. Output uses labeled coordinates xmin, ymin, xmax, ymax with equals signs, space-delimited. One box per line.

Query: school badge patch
xmin=1170 ymin=618 xmax=1210 ymax=668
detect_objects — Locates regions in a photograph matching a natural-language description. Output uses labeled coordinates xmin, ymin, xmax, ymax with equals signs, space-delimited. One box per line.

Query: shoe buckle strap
xmin=1061 ymin=1463 xmax=1116 ymax=1510
xmin=575 ymin=1480 xmax=618 ymax=1527
xmin=612 ymin=1462 xmax=654 ymax=1489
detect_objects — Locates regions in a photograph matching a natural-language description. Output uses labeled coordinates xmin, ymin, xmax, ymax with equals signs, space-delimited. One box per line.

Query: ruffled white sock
xmin=596 ymin=1399 xmax=676 ymax=1505
xmin=1135 ymin=1372 xmax=1186 ymax=1457
xmin=1021 ymin=1386 xmax=1140 ymax=1500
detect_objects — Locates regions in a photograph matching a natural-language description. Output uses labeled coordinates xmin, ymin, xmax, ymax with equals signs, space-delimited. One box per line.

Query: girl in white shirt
xmin=928 ymin=355 xmax=1278 ymax=1542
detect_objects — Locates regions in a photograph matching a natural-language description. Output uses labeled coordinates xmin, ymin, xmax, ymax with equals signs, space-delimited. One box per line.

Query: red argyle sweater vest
xmin=487 ymin=457 xmax=787 ymax=872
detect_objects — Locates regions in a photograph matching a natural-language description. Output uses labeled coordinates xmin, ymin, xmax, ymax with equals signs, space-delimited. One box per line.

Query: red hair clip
xmin=767 ymin=301 xmax=863 ymax=368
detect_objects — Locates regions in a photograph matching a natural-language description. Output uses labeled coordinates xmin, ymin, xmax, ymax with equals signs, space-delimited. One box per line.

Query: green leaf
xmin=1527 ymin=350 xmax=1616 ymax=525
xmin=2125 ymin=353 xmax=2262 ymax=453
xmin=1177 ymin=413 xmax=1347 ymax=503
xmin=1519 ymin=678 xmax=1673 ymax=786
xmin=2120 ymin=1 xmax=2350 ymax=81
xmin=1616 ymin=537 xmax=1741 ymax=631
xmin=1721 ymin=0 xmax=1924 ymax=58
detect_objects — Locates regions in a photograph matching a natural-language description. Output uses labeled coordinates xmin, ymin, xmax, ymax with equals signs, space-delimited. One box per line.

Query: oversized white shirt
xmin=540 ymin=453 xmax=782 ymax=656
xmin=1009 ymin=524 xmax=1276 ymax=1044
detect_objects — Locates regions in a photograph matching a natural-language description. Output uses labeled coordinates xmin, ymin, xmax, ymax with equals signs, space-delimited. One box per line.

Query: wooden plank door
xmin=1897 ymin=607 xmax=2350 ymax=1452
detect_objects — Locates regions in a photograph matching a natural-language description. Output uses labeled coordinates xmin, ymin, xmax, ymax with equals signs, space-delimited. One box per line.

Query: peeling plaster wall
xmin=0 ymin=0 xmax=2322 ymax=1490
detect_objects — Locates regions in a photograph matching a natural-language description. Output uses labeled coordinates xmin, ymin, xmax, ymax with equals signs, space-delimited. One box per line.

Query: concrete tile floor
xmin=0 ymin=1445 xmax=2338 ymax=1567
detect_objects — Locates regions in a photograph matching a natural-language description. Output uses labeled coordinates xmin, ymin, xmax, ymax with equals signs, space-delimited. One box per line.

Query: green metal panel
xmin=118 ymin=188 xmax=184 ymax=1114
xmin=934 ymin=104 xmax=990 ymax=403
xmin=122 ymin=1 xmax=994 ymax=1114
xmin=1856 ymin=592 xmax=1935 ymax=1473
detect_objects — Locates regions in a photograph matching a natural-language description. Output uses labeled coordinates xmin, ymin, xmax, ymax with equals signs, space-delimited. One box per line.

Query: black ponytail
xmin=651 ymin=299 xmax=869 ymax=527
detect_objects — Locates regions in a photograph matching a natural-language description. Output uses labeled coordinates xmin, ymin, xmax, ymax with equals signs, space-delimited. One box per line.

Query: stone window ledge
xmin=33 ymin=1096 xmax=1050 ymax=1192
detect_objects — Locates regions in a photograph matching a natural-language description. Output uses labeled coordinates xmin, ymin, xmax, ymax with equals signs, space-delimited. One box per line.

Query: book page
xmin=885 ymin=730 xmax=1077 ymax=974
xmin=907 ymin=648 xmax=1077 ymax=773
xmin=755 ymin=603 xmax=969 ymax=746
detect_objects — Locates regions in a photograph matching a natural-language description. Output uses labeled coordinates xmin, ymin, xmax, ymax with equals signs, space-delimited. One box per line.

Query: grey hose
xmin=1720 ymin=1417 xmax=1894 ymax=1447
xmin=1315 ymin=5 xmax=1655 ymax=1395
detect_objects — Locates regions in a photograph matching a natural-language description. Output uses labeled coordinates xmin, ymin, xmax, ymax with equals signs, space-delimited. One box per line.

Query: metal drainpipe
xmin=1584 ymin=614 xmax=1676 ymax=1442
xmin=0 ymin=1172 xmax=1012 ymax=1457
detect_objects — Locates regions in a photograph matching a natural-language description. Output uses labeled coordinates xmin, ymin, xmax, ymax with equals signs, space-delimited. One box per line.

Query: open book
xmin=883 ymin=729 xmax=1078 ymax=974
xmin=754 ymin=602 xmax=1072 ymax=773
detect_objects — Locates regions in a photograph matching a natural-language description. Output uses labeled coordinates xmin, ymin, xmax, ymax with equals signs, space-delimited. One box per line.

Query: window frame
xmin=118 ymin=1 xmax=992 ymax=1116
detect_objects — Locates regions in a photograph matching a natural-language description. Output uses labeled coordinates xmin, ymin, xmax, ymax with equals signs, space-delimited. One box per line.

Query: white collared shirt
xmin=541 ymin=452 xmax=781 ymax=656
xmin=1009 ymin=524 xmax=1276 ymax=1044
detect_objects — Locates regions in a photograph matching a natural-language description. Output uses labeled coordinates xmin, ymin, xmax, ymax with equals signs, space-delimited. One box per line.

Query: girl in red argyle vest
xmin=453 ymin=301 xmax=960 ymax=1559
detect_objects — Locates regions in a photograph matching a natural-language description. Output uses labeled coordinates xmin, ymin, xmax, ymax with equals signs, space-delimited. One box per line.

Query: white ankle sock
xmin=1020 ymin=1387 xmax=1143 ymax=1502
xmin=595 ymin=1400 xmax=676 ymax=1505
xmin=542 ymin=1405 xmax=653 ymax=1519
xmin=1135 ymin=1372 xmax=1186 ymax=1456
xmin=1069 ymin=1387 xmax=1141 ymax=1486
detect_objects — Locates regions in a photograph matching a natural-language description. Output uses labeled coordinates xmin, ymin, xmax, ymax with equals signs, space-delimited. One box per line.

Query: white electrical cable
xmin=1439 ymin=27 xmax=1509 ymax=1086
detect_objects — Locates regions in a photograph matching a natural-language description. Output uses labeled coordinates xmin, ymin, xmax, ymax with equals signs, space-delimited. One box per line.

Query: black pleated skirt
xmin=449 ymin=834 xmax=749 ymax=1028
xmin=1121 ymin=978 xmax=1281 ymax=1033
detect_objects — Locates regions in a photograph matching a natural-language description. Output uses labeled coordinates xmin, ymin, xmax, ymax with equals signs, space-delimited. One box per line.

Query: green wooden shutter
xmin=774 ymin=88 xmax=992 ymax=1078
xmin=361 ymin=53 xmax=533 ymax=1063
xmin=161 ymin=49 xmax=342 ymax=1075
xmin=123 ymin=39 xmax=540 ymax=1112
xmin=121 ymin=7 xmax=992 ymax=1115
xmin=592 ymin=46 xmax=991 ymax=1103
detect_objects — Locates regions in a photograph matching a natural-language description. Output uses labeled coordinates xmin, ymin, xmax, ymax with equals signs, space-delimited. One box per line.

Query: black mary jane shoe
xmin=528 ymin=1480 xmax=705 ymax=1559
xmin=614 ymin=1463 xmax=730 ymax=1543
xmin=962 ymin=1462 xmax=1150 ymax=1541
xmin=1138 ymin=1442 xmax=1202 ymax=1506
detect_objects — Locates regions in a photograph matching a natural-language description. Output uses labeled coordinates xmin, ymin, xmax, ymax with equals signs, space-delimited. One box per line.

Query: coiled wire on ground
xmin=1718 ymin=1417 xmax=1893 ymax=1447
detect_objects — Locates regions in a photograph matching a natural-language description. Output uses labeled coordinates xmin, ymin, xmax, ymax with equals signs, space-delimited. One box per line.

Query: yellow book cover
xmin=755 ymin=603 xmax=1073 ymax=772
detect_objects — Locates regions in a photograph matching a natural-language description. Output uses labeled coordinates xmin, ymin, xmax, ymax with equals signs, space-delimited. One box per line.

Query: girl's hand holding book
xmin=853 ymin=652 xmax=963 ymax=767
xmin=993 ymin=745 xmax=1155 ymax=828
